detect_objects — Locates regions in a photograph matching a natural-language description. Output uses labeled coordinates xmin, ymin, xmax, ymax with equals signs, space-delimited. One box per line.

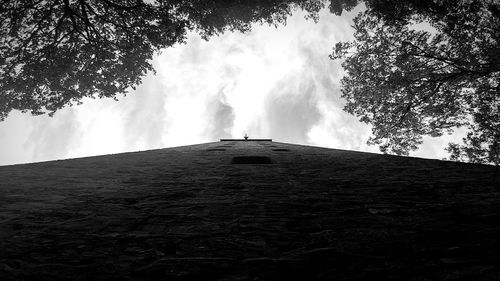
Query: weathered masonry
xmin=0 ymin=140 xmax=499 ymax=280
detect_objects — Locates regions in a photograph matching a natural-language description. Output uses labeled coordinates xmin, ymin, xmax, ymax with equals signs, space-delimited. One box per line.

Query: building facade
xmin=0 ymin=140 xmax=499 ymax=280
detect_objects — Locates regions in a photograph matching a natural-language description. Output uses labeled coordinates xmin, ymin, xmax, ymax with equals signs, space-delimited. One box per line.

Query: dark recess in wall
xmin=231 ymin=156 xmax=273 ymax=164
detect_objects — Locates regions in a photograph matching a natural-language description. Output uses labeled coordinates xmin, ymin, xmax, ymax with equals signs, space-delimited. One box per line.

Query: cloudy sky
xmin=0 ymin=5 xmax=464 ymax=166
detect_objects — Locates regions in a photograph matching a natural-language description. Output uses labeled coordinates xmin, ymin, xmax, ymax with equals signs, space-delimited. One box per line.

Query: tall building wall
xmin=0 ymin=140 xmax=499 ymax=280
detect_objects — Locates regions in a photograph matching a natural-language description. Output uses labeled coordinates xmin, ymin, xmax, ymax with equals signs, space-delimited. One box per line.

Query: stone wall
xmin=0 ymin=141 xmax=499 ymax=280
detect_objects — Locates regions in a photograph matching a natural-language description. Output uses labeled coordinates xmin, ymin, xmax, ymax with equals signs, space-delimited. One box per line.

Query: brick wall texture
xmin=0 ymin=140 xmax=499 ymax=280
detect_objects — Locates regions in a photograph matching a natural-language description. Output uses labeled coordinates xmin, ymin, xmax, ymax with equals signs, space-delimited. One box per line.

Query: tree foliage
xmin=0 ymin=0 xmax=331 ymax=121
xmin=0 ymin=0 xmax=185 ymax=120
xmin=331 ymin=0 xmax=500 ymax=164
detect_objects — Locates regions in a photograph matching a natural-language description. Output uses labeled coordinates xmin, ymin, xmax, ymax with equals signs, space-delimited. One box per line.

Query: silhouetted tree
xmin=331 ymin=1 xmax=500 ymax=164
xmin=177 ymin=0 xmax=327 ymax=38
xmin=0 ymin=0 xmax=330 ymax=121
xmin=329 ymin=0 xmax=467 ymax=25
xmin=0 ymin=0 xmax=187 ymax=121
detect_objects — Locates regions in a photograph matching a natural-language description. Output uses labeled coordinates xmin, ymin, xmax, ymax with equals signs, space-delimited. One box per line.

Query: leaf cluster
xmin=331 ymin=0 xmax=500 ymax=164
xmin=0 ymin=0 xmax=190 ymax=120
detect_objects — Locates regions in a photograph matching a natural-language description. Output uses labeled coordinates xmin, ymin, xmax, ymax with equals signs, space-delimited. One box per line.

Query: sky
xmin=0 ymin=5 xmax=464 ymax=166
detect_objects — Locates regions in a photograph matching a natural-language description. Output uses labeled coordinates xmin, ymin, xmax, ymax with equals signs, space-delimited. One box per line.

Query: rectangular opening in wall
xmin=231 ymin=156 xmax=273 ymax=164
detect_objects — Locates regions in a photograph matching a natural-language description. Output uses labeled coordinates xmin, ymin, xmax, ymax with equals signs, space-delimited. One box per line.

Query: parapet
xmin=220 ymin=139 xmax=272 ymax=141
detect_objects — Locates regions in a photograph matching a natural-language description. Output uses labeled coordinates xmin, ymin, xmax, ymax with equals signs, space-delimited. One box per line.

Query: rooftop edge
xmin=220 ymin=139 xmax=273 ymax=142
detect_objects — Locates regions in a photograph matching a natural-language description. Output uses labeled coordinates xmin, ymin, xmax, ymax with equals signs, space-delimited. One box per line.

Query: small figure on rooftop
xmin=244 ymin=133 xmax=249 ymax=140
